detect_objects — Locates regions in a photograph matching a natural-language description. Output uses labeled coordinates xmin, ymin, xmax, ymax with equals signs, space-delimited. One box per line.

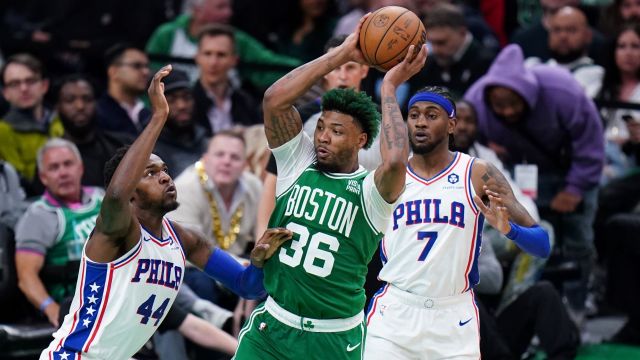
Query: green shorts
xmin=233 ymin=298 xmax=366 ymax=360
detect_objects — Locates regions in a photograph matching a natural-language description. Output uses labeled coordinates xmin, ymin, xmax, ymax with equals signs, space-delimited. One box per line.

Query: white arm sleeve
xmin=271 ymin=130 xmax=316 ymax=197
xmin=362 ymin=170 xmax=397 ymax=233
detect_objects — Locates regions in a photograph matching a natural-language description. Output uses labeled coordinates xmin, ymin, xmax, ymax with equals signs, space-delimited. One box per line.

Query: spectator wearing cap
xmin=464 ymin=44 xmax=604 ymax=321
xmin=55 ymin=74 xmax=133 ymax=187
xmin=95 ymin=44 xmax=151 ymax=135
xmin=154 ymin=69 xmax=209 ymax=177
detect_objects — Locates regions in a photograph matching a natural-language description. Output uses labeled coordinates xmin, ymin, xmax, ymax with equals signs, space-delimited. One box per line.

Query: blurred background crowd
xmin=0 ymin=0 xmax=639 ymax=359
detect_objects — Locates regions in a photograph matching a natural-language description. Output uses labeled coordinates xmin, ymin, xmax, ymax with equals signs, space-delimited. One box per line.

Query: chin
xmin=161 ymin=200 xmax=179 ymax=213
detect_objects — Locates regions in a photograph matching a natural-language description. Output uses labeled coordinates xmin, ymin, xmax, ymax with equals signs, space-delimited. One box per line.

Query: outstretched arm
xmin=262 ymin=14 xmax=371 ymax=148
xmin=472 ymin=159 xmax=549 ymax=258
xmin=175 ymin=221 xmax=291 ymax=299
xmin=87 ymin=65 xmax=173 ymax=262
xmin=375 ymin=45 xmax=427 ymax=203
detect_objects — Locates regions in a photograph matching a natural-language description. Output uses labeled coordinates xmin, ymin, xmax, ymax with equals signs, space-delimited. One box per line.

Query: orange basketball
xmin=359 ymin=6 xmax=426 ymax=71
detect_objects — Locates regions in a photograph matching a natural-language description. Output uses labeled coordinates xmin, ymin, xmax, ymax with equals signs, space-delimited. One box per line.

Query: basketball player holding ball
xmin=233 ymin=12 xmax=427 ymax=360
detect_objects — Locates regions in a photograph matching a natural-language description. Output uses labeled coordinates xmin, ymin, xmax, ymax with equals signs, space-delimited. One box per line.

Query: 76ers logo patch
xmin=447 ymin=174 xmax=459 ymax=184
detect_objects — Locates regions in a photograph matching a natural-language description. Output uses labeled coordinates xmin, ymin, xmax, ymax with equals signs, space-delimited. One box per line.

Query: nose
xmin=317 ymin=128 xmax=330 ymax=143
xmin=159 ymin=171 xmax=171 ymax=184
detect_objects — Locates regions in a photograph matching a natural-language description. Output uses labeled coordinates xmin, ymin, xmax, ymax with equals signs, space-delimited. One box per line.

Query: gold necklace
xmin=194 ymin=161 xmax=243 ymax=250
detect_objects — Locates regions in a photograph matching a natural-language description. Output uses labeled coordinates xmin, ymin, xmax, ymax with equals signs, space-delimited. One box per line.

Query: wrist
xmin=39 ymin=296 xmax=54 ymax=313
xmin=505 ymin=221 xmax=520 ymax=240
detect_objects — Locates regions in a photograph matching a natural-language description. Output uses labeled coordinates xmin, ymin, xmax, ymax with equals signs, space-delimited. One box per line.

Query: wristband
xmin=39 ymin=296 xmax=54 ymax=312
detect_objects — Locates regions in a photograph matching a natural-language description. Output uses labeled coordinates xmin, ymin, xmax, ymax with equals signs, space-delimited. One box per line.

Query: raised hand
xmin=338 ymin=12 xmax=372 ymax=65
xmin=382 ymin=44 xmax=428 ymax=88
xmin=148 ymin=64 xmax=172 ymax=117
xmin=473 ymin=189 xmax=511 ymax=235
xmin=250 ymin=228 xmax=293 ymax=267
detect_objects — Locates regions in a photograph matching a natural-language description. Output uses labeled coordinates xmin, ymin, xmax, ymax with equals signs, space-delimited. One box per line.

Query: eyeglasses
xmin=116 ymin=62 xmax=150 ymax=70
xmin=4 ymin=76 xmax=41 ymax=90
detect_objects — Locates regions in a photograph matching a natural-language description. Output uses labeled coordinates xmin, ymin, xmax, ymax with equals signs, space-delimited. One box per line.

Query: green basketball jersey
xmin=264 ymin=164 xmax=382 ymax=319
xmin=41 ymin=190 xmax=103 ymax=301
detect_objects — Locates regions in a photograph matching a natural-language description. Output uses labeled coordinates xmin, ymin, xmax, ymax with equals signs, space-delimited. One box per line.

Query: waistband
xmin=387 ymin=285 xmax=473 ymax=309
xmin=264 ymin=297 xmax=364 ymax=332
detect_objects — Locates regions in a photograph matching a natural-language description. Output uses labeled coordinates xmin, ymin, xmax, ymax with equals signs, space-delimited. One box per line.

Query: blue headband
xmin=407 ymin=92 xmax=456 ymax=118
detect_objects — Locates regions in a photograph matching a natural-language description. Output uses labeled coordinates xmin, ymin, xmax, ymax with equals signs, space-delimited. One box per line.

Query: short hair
xmin=37 ymin=138 xmax=82 ymax=171
xmin=1 ymin=53 xmax=45 ymax=86
xmin=424 ymin=3 xmax=467 ymax=30
xmin=415 ymin=86 xmax=456 ymax=148
xmin=324 ymin=34 xmax=348 ymax=53
xmin=104 ymin=43 xmax=144 ymax=68
xmin=208 ymin=129 xmax=246 ymax=153
xmin=321 ymin=88 xmax=380 ymax=149
xmin=197 ymin=24 xmax=236 ymax=49
xmin=52 ymin=74 xmax=96 ymax=104
xmin=103 ymin=145 xmax=130 ymax=188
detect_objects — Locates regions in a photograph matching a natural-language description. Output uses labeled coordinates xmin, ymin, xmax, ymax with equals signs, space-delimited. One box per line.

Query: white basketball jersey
xmin=41 ymin=218 xmax=186 ymax=360
xmin=378 ymin=152 xmax=484 ymax=297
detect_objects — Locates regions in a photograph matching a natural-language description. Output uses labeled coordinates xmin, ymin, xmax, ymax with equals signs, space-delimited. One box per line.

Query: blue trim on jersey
xmin=63 ymin=261 xmax=109 ymax=352
xmin=379 ymin=240 xmax=388 ymax=265
xmin=407 ymin=152 xmax=459 ymax=183
xmin=140 ymin=224 xmax=173 ymax=245
xmin=467 ymin=158 xmax=479 ymax=213
xmin=467 ymin=214 xmax=484 ymax=290
xmin=165 ymin=219 xmax=186 ymax=254
xmin=113 ymin=241 xmax=142 ymax=267
xmin=50 ymin=349 xmax=80 ymax=360
xmin=366 ymin=283 xmax=388 ymax=316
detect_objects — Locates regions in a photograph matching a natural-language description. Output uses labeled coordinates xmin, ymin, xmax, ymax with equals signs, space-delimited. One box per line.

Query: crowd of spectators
xmin=1 ymin=0 xmax=640 ymax=359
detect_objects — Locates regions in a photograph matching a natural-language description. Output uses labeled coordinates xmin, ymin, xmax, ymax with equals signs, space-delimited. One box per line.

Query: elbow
xmin=263 ymin=85 xmax=285 ymax=111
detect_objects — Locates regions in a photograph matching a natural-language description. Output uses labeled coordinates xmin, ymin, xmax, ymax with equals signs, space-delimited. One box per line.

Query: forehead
xmin=319 ymin=110 xmax=357 ymax=126
xmin=121 ymin=49 xmax=147 ymax=61
xmin=43 ymin=146 xmax=79 ymax=163
xmin=147 ymin=154 xmax=165 ymax=166
xmin=200 ymin=35 xmax=234 ymax=51
xmin=209 ymin=134 xmax=245 ymax=151
xmin=61 ymin=80 xmax=93 ymax=95
xmin=4 ymin=63 xmax=37 ymax=80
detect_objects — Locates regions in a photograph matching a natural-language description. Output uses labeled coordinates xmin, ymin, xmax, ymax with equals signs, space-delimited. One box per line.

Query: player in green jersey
xmin=234 ymin=14 xmax=428 ymax=360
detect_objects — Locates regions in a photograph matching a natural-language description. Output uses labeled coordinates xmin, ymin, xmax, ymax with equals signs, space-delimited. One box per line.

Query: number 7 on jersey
xmin=417 ymin=231 xmax=438 ymax=261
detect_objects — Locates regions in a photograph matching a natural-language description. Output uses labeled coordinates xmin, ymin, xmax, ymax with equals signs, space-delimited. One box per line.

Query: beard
xmin=160 ymin=199 xmax=179 ymax=214
xmin=550 ymin=48 xmax=585 ymax=64
xmin=409 ymin=135 xmax=445 ymax=155
xmin=60 ymin=114 xmax=95 ymax=140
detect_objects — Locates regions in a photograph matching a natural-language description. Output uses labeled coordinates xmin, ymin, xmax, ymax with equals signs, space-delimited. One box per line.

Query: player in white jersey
xmin=41 ymin=66 xmax=292 ymax=360
xmin=364 ymin=86 xmax=551 ymax=359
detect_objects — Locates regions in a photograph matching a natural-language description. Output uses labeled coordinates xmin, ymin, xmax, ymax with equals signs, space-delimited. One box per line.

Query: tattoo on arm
xmin=381 ymin=96 xmax=407 ymax=150
xmin=264 ymin=108 xmax=302 ymax=147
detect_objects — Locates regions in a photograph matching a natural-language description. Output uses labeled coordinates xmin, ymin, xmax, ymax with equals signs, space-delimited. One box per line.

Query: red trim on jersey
xmin=464 ymin=158 xmax=479 ymax=215
xmin=471 ymin=290 xmax=481 ymax=357
xmin=113 ymin=241 xmax=143 ymax=269
xmin=407 ymin=152 xmax=461 ymax=186
xmin=84 ymin=264 xmax=114 ymax=352
xmin=462 ymin=215 xmax=480 ymax=292
xmin=60 ymin=259 xmax=87 ymax=349
xmin=163 ymin=218 xmax=186 ymax=266
xmin=366 ymin=284 xmax=390 ymax=325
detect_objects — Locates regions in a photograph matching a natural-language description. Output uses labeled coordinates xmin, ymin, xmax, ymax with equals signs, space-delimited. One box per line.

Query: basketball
xmin=359 ymin=6 xmax=426 ymax=71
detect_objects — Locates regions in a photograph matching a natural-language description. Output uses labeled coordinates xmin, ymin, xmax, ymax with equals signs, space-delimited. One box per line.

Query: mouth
xmin=413 ymin=131 xmax=429 ymax=142
xmin=165 ymin=185 xmax=176 ymax=195
xmin=316 ymin=146 xmax=331 ymax=159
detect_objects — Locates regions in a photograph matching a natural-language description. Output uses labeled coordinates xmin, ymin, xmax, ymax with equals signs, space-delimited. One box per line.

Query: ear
xmin=360 ymin=65 xmax=370 ymax=79
xmin=448 ymin=117 xmax=457 ymax=134
xmin=41 ymin=78 xmax=50 ymax=94
xmin=230 ymin=54 xmax=239 ymax=68
xmin=358 ymin=132 xmax=368 ymax=149
xmin=38 ymin=170 xmax=49 ymax=188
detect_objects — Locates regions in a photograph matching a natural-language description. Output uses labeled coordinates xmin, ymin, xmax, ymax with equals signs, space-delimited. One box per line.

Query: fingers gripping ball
xmin=359 ymin=6 xmax=426 ymax=71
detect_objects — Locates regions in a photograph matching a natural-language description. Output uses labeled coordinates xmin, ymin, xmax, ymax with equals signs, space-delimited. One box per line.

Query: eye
xmin=409 ymin=112 xmax=419 ymax=119
xmin=428 ymin=113 xmax=438 ymax=120
xmin=333 ymin=129 xmax=342 ymax=135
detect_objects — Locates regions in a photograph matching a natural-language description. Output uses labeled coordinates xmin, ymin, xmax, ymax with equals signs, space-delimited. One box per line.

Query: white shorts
xmin=364 ymin=284 xmax=480 ymax=360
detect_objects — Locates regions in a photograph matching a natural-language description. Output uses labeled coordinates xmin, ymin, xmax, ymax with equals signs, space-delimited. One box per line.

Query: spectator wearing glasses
xmin=0 ymin=53 xmax=63 ymax=196
xmin=96 ymin=44 xmax=152 ymax=135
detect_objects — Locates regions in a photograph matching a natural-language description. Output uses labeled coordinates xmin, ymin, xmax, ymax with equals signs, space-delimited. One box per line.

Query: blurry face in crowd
xmin=196 ymin=34 xmax=238 ymax=88
xmin=203 ymin=134 xmax=246 ymax=188
xmin=453 ymin=102 xmax=477 ymax=151
xmin=194 ymin=0 xmax=233 ymax=24
xmin=314 ymin=111 xmax=366 ymax=172
xmin=487 ymin=87 xmax=527 ymax=124
xmin=134 ymin=154 xmax=178 ymax=214
xmin=407 ymin=100 xmax=455 ymax=155
xmin=39 ymin=146 xmax=83 ymax=202
xmin=615 ymin=29 xmax=640 ymax=76
xmin=620 ymin=0 xmax=640 ymax=20
xmin=548 ymin=7 xmax=592 ymax=63
xmin=2 ymin=63 xmax=48 ymax=110
xmin=57 ymin=80 xmax=96 ymax=131
xmin=110 ymin=49 xmax=150 ymax=94
xmin=323 ymin=57 xmax=369 ymax=91
xmin=540 ymin=0 xmax=580 ymax=26
xmin=301 ymin=0 xmax=328 ymax=18
xmin=166 ymin=88 xmax=195 ymax=128
xmin=426 ymin=26 xmax=467 ymax=66
xmin=414 ymin=0 xmax=445 ymax=14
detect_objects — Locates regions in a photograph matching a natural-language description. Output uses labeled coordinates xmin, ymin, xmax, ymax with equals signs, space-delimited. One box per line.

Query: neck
xmin=32 ymin=104 xmax=44 ymax=121
xmin=621 ymin=72 xmax=638 ymax=85
xmin=63 ymin=122 xmax=97 ymax=144
xmin=409 ymin=148 xmax=455 ymax=179
xmin=202 ymin=79 xmax=229 ymax=101
xmin=109 ymin=83 xmax=139 ymax=106
xmin=216 ymin=182 xmax=237 ymax=210
xmin=47 ymin=188 xmax=83 ymax=206
xmin=135 ymin=208 xmax=165 ymax=239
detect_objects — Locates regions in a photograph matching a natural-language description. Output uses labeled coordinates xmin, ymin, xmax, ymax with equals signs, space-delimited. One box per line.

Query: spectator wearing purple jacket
xmin=464 ymin=44 xmax=604 ymax=320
